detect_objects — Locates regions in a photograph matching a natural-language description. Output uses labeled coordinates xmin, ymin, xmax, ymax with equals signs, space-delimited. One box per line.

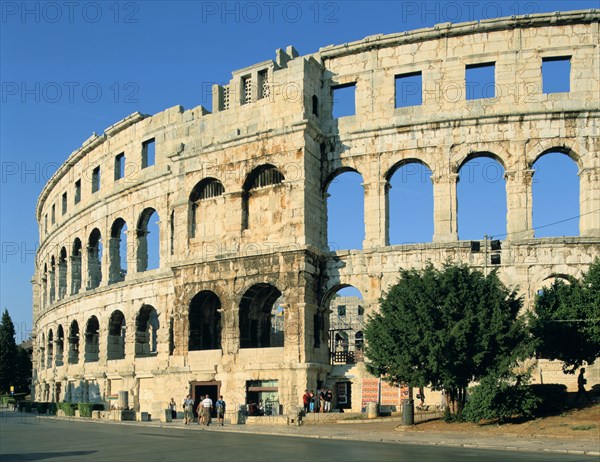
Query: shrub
xmin=57 ymin=402 xmax=78 ymax=416
xmin=528 ymin=384 xmax=567 ymax=416
xmin=462 ymin=375 xmax=541 ymax=423
xmin=78 ymin=403 xmax=104 ymax=417
xmin=17 ymin=400 xmax=32 ymax=412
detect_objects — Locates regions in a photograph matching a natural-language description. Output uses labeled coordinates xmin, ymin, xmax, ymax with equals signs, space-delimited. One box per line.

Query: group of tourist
xmin=177 ymin=394 xmax=226 ymax=426
xmin=302 ymin=388 xmax=333 ymax=413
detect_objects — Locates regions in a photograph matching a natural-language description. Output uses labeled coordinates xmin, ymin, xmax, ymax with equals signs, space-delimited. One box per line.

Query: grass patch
xmin=571 ymin=424 xmax=596 ymax=431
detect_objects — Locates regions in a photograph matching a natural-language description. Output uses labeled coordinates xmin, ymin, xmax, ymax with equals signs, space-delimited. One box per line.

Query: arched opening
xmin=189 ymin=178 xmax=225 ymax=238
xmin=386 ymin=160 xmax=433 ymax=245
xmin=137 ymin=208 xmax=160 ymax=272
xmin=326 ymin=285 xmax=365 ymax=364
xmin=532 ymin=151 xmax=579 ymax=237
xmin=39 ymin=333 xmax=46 ymax=369
xmin=84 ymin=316 xmax=100 ymax=362
xmin=457 ymin=154 xmax=506 ymax=240
xmin=58 ymin=248 xmax=67 ymax=300
xmin=135 ymin=304 xmax=159 ymax=357
xmin=41 ymin=263 xmax=47 ymax=309
xmin=68 ymin=320 xmax=79 ymax=364
xmin=242 ymin=164 xmax=285 ymax=230
xmin=87 ymin=229 xmax=102 ymax=290
xmin=46 ymin=329 xmax=54 ymax=368
xmin=188 ymin=290 xmax=222 ymax=351
xmin=239 ymin=283 xmax=284 ymax=348
xmin=56 ymin=325 xmax=64 ymax=366
xmin=107 ymin=310 xmax=126 ymax=360
xmin=325 ymin=169 xmax=364 ymax=250
xmin=49 ymin=256 xmax=56 ymax=304
xmin=71 ymin=238 xmax=82 ymax=295
xmin=109 ymin=218 xmax=128 ymax=284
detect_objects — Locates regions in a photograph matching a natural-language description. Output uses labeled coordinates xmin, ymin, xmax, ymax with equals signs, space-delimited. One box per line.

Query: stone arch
xmin=68 ymin=320 xmax=79 ymax=365
xmin=71 ymin=238 xmax=82 ymax=295
xmin=136 ymin=208 xmax=160 ymax=272
xmin=49 ymin=256 xmax=56 ymax=304
xmin=58 ymin=247 xmax=67 ymax=300
xmin=87 ymin=228 xmax=102 ymax=290
xmin=107 ymin=310 xmax=126 ymax=360
xmin=109 ymin=218 xmax=128 ymax=284
xmin=84 ymin=316 xmax=100 ymax=362
xmin=457 ymin=152 xmax=507 ymax=240
xmin=189 ymin=178 xmax=225 ymax=238
xmin=241 ymin=164 xmax=285 ymax=230
xmin=56 ymin=324 xmax=64 ymax=366
xmin=239 ymin=283 xmax=284 ymax=348
xmin=531 ymin=150 xmax=580 ymax=237
xmin=188 ymin=290 xmax=222 ymax=351
xmin=324 ymin=168 xmax=365 ymax=251
xmin=135 ymin=304 xmax=159 ymax=357
xmin=46 ymin=328 xmax=54 ymax=368
xmin=385 ymin=159 xmax=433 ymax=245
xmin=528 ymin=144 xmax=583 ymax=170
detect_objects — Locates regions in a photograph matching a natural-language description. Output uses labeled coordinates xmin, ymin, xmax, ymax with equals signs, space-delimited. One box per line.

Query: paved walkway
xmin=37 ymin=412 xmax=598 ymax=457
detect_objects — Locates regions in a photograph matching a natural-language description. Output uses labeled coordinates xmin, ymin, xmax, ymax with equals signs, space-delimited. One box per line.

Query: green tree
xmin=529 ymin=258 xmax=600 ymax=373
xmin=364 ymin=262 xmax=531 ymax=414
xmin=0 ymin=309 xmax=18 ymax=393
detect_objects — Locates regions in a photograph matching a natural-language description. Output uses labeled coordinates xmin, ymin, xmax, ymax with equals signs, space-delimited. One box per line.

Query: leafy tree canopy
xmin=529 ymin=258 xmax=600 ymax=373
xmin=364 ymin=262 xmax=531 ymax=410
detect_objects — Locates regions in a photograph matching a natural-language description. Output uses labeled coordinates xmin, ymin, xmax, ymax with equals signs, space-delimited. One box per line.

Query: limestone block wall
xmin=32 ymin=11 xmax=600 ymax=414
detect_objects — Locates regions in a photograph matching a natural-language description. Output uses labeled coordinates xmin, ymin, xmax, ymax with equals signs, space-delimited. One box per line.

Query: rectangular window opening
xmin=332 ymin=83 xmax=356 ymax=118
xmin=91 ymin=166 xmax=100 ymax=194
xmin=142 ymin=139 xmax=155 ymax=168
xmin=395 ymin=71 xmax=422 ymax=108
xmin=337 ymin=305 xmax=346 ymax=317
xmin=542 ymin=56 xmax=571 ymax=93
xmin=114 ymin=153 xmax=125 ymax=180
xmin=62 ymin=192 xmax=67 ymax=215
xmin=51 ymin=204 xmax=56 ymax=225
xmin=74 ymin=179 xmax=81 ymax=204
xmin=465 ymin=62 xmax=495 ymax=100
xmin=258 ymin=69 xmax=270 ymax=100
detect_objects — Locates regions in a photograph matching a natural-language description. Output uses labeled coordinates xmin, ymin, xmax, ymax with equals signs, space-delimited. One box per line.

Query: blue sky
xmin=1 ymin=1 xmax=595 ymax=340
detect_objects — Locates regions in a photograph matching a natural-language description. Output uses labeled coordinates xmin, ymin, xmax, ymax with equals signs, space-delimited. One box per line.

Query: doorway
xmin=191 ymin=381 xmax=220 ymax=418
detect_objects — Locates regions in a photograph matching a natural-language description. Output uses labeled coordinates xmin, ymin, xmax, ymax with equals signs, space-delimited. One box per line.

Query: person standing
xmin=309 ymin=390 xmax=315 ymax=412
xmin=215 ymin=395 xmax=226 ymax=426
xmin=199 ymin=394 xmax=213 ymax=426
xmin=182 ymin=394 xmax=194 ymax=425
xmin=169 ymin=397 xmax=177 ymax=420
xmin=574 ymin=368 xmax=592 ymax=404
xmin=302 ymin=389 xmax=311 ymax=414
xmin=323 ymin=389 xmax=333 ymax=413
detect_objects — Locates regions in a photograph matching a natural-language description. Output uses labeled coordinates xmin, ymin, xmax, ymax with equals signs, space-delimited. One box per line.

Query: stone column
xmin=432 ymin=173 xmax=459 ymax=242
xmin=580 ymin=166 xmax=600 ymax=237
xmin=58 ymin=259 xmax=67 ymax=300
xmin=505 ymin=169 xmax=535 ymax=240
xmin=135 ymin=229 xmax=148 ymax=273
xmin=363 ymin=179 xmax=387 ymax=249
xmin=108 ymin=236 xmax=123 ymax=284
xmin=283 ymin=301 xmax=304 ymax=364
xmin=70 ymin=254 xmax=82 ymax=295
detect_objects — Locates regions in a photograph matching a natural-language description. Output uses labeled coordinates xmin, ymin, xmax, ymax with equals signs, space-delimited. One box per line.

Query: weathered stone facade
xmin=33 ymin=10 xmax=600 ymax=417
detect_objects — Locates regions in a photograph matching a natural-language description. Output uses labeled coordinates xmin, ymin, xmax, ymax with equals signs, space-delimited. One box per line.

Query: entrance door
xmin=192 ymin=382 xmax=219 ymax=418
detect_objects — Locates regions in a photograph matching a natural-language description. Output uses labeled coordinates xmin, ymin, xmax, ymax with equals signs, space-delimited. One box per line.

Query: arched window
xmin=189 ymin=178 xmax=225 ymax=238
xmin=71 ymin=238 xmax=82 ymax=295
xmin=41 ymin=263 xmax=48 ymax=309
xmin=58 ymin=248 xmax=67 ymax=300
xmin=386 ymin=161 xmax=433 ymax=245
xmin=137 ymin=209 xmax=160 ymax=272
xmin=242 ymin=165 xmax=284 ymax=230
xmin=68 ymin=320 xmax=79 ymax=364
xmin=188 ymin=291 xmax=222 ymax=351
xmin=47 ymin=329 xmax=54 ymax=368
xmin=239 ymin=283 xmax=284 ymax=348
xmin=39 ymin=333 xmax=46 ymax=369
xmin=109 ymin=218 xmax=128 ymax=284
xmin=135 ymin=305 xmax=159 ymax=356
xmin=49 ymin=256 xmax=56 ymax=304
xmin=325 ymin=169 xmax=364 ymax=250
xmin=56 ymin=325 xmax=64 ymax=366
xmin=457 ymin=154 xmax=506 ymax=240
xmin=107 ymin=310 xmax=126 ymax=360
xmin=84 ymin=316 xmax=100 ymax=362
xmin=87 ymin=229 xmax=102 ymax=290
xmin=354 ymin=331 xmax=364 ymax=350
xmin=532 ymin=151 xmax=579 ymax=237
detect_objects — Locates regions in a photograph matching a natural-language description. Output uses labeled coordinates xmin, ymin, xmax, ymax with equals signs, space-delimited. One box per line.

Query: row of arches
xmin=328 ymin=151 xmax=580 ymax=248
xmin=40 ymin=208 xmax=159 ymax=310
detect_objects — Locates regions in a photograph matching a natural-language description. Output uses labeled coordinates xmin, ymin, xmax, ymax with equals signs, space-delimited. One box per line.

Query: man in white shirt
xmin=199 ymin=394 xmax=213 ymax=426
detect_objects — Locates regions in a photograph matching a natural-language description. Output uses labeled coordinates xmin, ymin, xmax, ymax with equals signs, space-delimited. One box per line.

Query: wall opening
xmin=395 ymin=72 xmax=422 ymax=108
xmin=87 ymin=228 xmax=102 ymax=290
xmin=532 ymin=151 xmax=579 ymax=237
xmin=325 ymin=170 xmax=364 ymax=250
xmin=56 ymin=325 xmax=64 ymax=366
xmin=542 ymin=57 xmax=571 ymax=93
xmin=326 ymin=286 xmax=364 ymax=365
xmin=47 ymin=329 xmax=53 ymax=368
xmin=74 ymin=179 xmax=81 ymax=204
xmin=71 ymin=238 xmax=82 ymax=295
xmin=109 ymin=218 xmax=128 ymax=284
xmin=188 ymin=290 xmax=222 ymax=351
xmin=142 ymin=139 xmax=155 ymax=168
xmin=135 ymin=304 xmax=159 ymax=357
xmin=387 ymin=161 xmax=433 ymax=245
xmin=114 ymin=152 xmax=125 ymax=181
xmin=189 ymin=178 xmax=225 ymax=238
xmin=239 ymin=283 xmax=284 ymax=349
xmin=91 ymin=166 xmax=100 ymax=193
xmin=68 ymin=320 xmax=79 ymax=365
xmin=84 ymin=316 xmax=99 ymax=362
xmin=107 ymin=310 xmax=126 ymax=360
xmin=242 ymin=165 xmax=284 ymax=231
xmin=137 ymin=208 xmax=160 ymax=272
xmin=332 ymin=83 xmax=356 ymax=118
xmin=465 ymin=62 xmax=495 ymax=100
xmin=49 ymin=256 xmax=56 ymax=304
xmin=58 ymin=247 xmax=67 ymax=300
xmin=41 ymin=264 xmax=48 ymax=309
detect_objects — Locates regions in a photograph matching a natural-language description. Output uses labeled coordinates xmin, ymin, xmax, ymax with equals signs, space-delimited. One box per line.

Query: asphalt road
xmin=0 ymin=411 xmax=593 ymax=462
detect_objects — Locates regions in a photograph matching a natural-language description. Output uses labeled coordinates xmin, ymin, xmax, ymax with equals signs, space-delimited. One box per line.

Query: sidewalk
xmin=51 ymin=412 xmax=599 ymax=457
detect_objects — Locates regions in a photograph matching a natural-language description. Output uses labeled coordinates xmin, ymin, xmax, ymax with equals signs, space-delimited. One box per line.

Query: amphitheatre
xmin=32 ymin=10 xmax=599 ymax=420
